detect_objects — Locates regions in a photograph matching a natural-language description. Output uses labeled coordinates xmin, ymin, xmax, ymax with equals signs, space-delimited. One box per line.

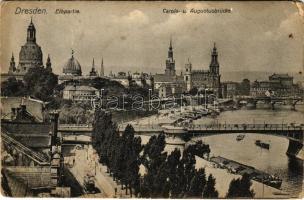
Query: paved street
xmin=66 ymin=145 xmax=131 ymax=198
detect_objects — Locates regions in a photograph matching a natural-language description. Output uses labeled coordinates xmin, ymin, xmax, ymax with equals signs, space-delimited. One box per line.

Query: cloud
xmin=113 ymin=9 xmax=149 ymax=26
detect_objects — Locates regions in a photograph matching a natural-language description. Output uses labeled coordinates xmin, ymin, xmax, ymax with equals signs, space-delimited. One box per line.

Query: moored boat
xmin=255 ymin=140 xmax=270 ymax=149
xmin=236 ymin=134 xmax=245 ymax=141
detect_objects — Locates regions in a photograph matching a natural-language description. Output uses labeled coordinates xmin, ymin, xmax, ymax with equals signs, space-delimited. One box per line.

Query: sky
xmin=1 ymin=1 xmax=304 ymax=77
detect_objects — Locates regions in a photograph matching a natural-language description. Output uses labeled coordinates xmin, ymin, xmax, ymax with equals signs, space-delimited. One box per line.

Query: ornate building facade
xmin=153 ymin=40 xmax=185 ymax=96
xmin=153 ymin=40 xmax=222 ymax=97
xmin=184 ymin=43 xmax=221 ymax=96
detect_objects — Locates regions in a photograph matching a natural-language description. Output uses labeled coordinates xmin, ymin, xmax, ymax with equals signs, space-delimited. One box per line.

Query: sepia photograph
xmin=0 ymin=0 xmax=303 ymax=198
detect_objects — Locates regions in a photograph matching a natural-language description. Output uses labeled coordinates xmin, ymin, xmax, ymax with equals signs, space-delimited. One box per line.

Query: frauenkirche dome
xmin=17 ymin=18 xmax=43 ymax=74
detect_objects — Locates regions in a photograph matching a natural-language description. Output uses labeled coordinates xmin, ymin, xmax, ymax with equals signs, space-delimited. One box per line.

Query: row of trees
xmin=92 ymin=108 xmax=255 ymax=198
xmin=140 ymin=134 xmax=218 ymax=198
xmin=92 ymin=109 xmax=220 ymax=198
xmin=92 ymin=110 xmax=142 ymax=196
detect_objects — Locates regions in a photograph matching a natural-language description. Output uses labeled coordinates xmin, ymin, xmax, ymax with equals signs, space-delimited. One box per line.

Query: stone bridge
xmin=234 ymin=96 xmax=304 ymax=110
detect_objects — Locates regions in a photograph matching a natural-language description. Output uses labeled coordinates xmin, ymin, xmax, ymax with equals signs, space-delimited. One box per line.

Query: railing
xmin=58 ymin=124 xmax=93 ymax=132
xmin=1 ymin=130 xmax=49 ymax=165
xmin=187 ymin=123 xmax=303 ymax=131
xmin=59 ymin=124 xmax=92 ymax=128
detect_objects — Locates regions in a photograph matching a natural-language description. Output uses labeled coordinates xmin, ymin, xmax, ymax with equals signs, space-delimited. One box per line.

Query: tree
xmin=182 ymin=148 xmax=196 ymax=194
xmin=226 ymin=173 xmax=254 ymax=198
xmin=187 ymin=168 xmax=206 ymax=197
xmin=122 ymin=124 xmax=142 ymax=197
xmin=167 ymin=148 xmax=184 ymax=198
xmin=1 ymin=77 xmax=26 ymax=96
xmin=140 ymin=133 xmax=169 ymax=198
xmin=23 ymin=67 xmax=58 ymax=101
xmin=203 ymin=174 xmax=218 ymax=198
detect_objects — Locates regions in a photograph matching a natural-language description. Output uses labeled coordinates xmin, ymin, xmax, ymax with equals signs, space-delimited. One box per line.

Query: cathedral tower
xmin=209 ymin=43 xmax=220 ymax=75
xmin=209 ymin=43 xmax=221 ymax=97
xmin=165 ymin=38 xmax=176 ymax=76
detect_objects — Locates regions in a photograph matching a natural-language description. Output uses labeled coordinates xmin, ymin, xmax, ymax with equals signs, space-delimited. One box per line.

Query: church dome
xmin=16 ymin=19 xmax=43 ymax=74
xmin=63 ymin=51 xmax=82 ymax=76
xmin=19 ymin=43 xmax=43 ymax=66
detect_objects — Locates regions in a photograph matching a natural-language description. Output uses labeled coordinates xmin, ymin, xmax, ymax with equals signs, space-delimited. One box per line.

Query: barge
xmin=210 ymin=156 xmax=282 ymax=189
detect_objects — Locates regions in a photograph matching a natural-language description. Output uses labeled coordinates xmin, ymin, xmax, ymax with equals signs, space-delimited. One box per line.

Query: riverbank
xmin=195 ymin=156 xmax=290 ymax=198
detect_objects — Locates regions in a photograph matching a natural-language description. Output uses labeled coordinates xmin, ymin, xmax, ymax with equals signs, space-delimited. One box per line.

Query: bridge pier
xmin=286 ymin=139 xmax=304 ymax=160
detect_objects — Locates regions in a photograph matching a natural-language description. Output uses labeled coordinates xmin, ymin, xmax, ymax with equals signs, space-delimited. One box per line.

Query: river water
xmin=193 ymin=105 xmax=304 ymax=197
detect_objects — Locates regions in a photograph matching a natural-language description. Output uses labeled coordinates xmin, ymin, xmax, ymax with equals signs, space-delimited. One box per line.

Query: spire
xmin=71 ymin=49 xmax=74 ymax=58
xmin=9 ymin=52 xmax=16 ymax=73
xmin=100 ymin=57 xmax=104 ymax=76
xmin=89 ymin=57 xmax=97 ymax=76
xmin=168 ymin=37 xmax=173 ymax=59
xmin=27 ymin=17 xmax=36 ymax=43
xmin=46 ymin=54 xmax=52 ymax=72
xmin=212 ymin=42 xmax=217 ymax=54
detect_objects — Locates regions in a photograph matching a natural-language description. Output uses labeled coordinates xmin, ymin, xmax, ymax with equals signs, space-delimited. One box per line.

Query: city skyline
xmin=1 ymin=1 xmax=303 ymax=77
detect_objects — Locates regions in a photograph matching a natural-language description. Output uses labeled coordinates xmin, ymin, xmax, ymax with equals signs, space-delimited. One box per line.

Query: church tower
xmin=100 ymin=57 xmax=104 ymax=76
xmin=184 ymin=58 xmax=192 ymax=91
xmin=8 ymin=53 xmax=16 ymax=74
xmin=209 ymin=43 xmax=221 ymax=97
xmin=209 ymin=43 xmax=220 ymax=75
xmin=46 ymin=54 xmax=52 ymax=72
xmin=165 ymin=38 xmax=176 ymax=76
xmin=89 ymin=58 xmax=97 ymax=76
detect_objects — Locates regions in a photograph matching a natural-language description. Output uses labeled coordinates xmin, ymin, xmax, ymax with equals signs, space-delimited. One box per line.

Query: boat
xmin=268 ymin=179 xmax=283 ymax=188
xmin=236 ymin=134 xmax=245 ymax=141
xmin=162 ymin=125 xmax=188 ymax=134
xmin=255 ymin=140 xmax=270 ymax=149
